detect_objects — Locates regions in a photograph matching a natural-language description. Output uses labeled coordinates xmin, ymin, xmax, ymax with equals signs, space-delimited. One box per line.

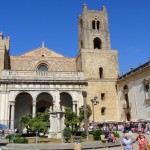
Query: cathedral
xmin=0 ymin=4 xmax=119 ymax=136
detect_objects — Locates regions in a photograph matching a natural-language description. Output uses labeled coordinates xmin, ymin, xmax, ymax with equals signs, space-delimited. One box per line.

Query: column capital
xmin=72 ymin=100 xmax=77 ymax=105
xmin=32 ymin=101 xmax=36 ymax=105
xmin=82 ymin=91 xmax=87 ymax=97
xmin=10 ymin=101 xmax=15 ymax=106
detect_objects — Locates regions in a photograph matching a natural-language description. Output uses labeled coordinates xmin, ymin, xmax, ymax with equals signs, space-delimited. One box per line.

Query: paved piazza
xmin=97 ymin=132 xmax=150 ymax=150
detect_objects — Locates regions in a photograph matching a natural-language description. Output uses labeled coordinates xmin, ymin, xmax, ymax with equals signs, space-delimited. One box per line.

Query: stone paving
xmin=0 ymin=132 xmax=150 ymax=149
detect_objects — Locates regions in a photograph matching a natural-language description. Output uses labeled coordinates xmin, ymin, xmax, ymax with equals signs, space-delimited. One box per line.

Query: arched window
xmin=92 ymin=20 xmax=95 ymax=29
xmin=126 ymin=112 xmax=131 ymax=121
xmin=38 ymin=64 xmax=48 ymax=71
xmin=80 ymin=19 xmax=83 ymax=29
xmin=81 ymin=40 xmax=83 ymax=49
xmin=101 ymin=107 xmax=106 ymax=115
xmin=97 ymin=21 xmax=100 ymax=30
xmin=93 ymin=37 xmax=102 ymax=49
xmin=99 ymin=67 xmax=103 ymax=78
xmin=123 ymin=85 xmax=130 ymax=108
xmin=123 ymin=85 xmax=128 ymax=91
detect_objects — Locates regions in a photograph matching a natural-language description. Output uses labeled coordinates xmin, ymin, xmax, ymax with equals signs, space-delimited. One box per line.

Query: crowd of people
xmin=93 ymin=121 xmax=150 ymax=134
xmin=89 ymin=121 xmax=150 ymax=150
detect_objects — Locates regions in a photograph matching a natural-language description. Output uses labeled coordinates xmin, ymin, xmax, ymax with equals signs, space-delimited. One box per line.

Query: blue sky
xmin=0 ymin=0 xmax=150 ymax=75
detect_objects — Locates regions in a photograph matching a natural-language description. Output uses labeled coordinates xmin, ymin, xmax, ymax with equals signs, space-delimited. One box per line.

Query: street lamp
xmin=91 ymin=96 xmax=99 ymax=131
xmin=82 ymin=91 xmax=88 ymax=141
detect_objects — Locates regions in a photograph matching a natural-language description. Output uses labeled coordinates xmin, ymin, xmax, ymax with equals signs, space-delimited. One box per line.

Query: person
xmin=81 ymin=125 xmax=84 ymax=131
xmin=137 ymin=133 xmax=148 ymax=150
xmin=104 ymin=128 xmax=113 ymax=142
xmin=110 ymin=133 xmax=116 ymax=143
xmin=133 ymin=131 xmax=145 ymax=143
xmin=138 ymin=123 xmax=142 ymax=132
xmin=146 ymin=122 xmax=150 ymax=135
xmin=121 ymin=133 xmax=133 ymax=150
xmin=123 ymin=123 xmax=131 ymax=134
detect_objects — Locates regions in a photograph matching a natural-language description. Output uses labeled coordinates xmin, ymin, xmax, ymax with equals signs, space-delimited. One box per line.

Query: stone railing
xmin=1 ymin=70 xmax=85 ymax=81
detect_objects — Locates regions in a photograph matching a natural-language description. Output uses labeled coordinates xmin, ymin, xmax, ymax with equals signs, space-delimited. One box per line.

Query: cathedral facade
xmin=0 ymin=4 xmax=119 ymax=135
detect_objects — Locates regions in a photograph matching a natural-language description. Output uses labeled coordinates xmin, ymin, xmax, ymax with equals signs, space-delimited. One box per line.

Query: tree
xmin=19 ymin=109 xmax=50 ymax=134
xmin=19 ymin=114 xmax=32 ymax=133
xmin=30 ymin=109 xmax=50 ymax=134
xmin=63 ymin=127 xmax=71 ymax=143
xmin=64 ymin=108 xmax=79 ymax=132
xmin=79 ymin=104 xmax=92 ymax=123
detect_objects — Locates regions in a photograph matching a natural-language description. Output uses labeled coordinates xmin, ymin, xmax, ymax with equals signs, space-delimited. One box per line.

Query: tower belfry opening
xmin=94 ymin=37 xmax=102 ymax=49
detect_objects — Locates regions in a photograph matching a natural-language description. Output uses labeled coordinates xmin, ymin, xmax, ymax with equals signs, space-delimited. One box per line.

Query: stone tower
xmin=76 ymin=4 xmax=119 ymax=121
xmin=0 ymin=33 xmax=10 ymax=75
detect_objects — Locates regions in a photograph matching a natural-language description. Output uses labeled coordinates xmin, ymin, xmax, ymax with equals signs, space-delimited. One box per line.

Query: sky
xmin=0 ymin=0 xmax=150 ymax=75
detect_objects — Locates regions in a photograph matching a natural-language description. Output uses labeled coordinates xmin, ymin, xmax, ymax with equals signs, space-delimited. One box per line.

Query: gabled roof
xmin=118 ymin=60 xmax=150 ymax=81
xmin=19 ymin=44 xmax=65 ymax=58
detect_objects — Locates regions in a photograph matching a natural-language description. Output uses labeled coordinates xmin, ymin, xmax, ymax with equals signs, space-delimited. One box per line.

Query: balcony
xmin=1 ymin=70 xmax=85 ymax=81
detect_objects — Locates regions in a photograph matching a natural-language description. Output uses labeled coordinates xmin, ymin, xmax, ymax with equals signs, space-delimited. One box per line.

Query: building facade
xmin=117 ymin=61 xmax=150 ymax=121
xmin=0 ymin=4 xmax=119 ymax=136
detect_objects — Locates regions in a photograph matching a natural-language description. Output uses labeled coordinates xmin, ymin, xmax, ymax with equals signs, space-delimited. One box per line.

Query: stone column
xmin=57 ymin=113 xmax=61 ymax=133
xmin=32 ymin=101 xmax=36 ymax=118
xmin=4 ymin=92 xmax=9 ymax=125
xmin=145 ymin=89 xmax=149 ymax=99
xmin=54 ymin=90 xmax=60 ymax=110
xmin=73 ymin=101 xmax=77 ymax=114
xmin=10 ymin=102 xmax=15 ymax=130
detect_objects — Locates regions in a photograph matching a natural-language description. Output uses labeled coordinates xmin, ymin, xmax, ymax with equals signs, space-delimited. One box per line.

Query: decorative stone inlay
xmin=34 ymin=49 xmax=52 ymax=56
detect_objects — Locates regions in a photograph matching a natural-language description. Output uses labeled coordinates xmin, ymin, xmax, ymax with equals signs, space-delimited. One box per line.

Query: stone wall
xmin=10 ymin=47 xmax=76 ymax=71
xmin=87 ymin=81 xmax=119 ymax=121
xmin=10 ymin=56 xmax=76 ymax=71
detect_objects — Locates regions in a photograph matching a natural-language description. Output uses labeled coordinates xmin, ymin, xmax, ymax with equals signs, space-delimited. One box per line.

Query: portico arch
xmin=15 ymin=92 xmax=33 ymax=128
xmin=60 ymin=92 xmax=73 ymax=110
xmin=36 ymin=92 xmax=53 ymax=113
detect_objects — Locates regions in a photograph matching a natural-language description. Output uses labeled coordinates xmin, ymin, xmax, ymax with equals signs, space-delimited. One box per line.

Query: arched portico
xmin=36 ymin=92 xmax=53 ymax=112
xmin=60 ymin=92 xmax=72 ymax=110
xmin=14 ymin=92 xmax=33 ymax=128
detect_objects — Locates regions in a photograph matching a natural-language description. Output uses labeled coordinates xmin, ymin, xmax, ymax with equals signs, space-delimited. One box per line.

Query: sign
xmin=73 ymin=136 xmax=81 ymax=143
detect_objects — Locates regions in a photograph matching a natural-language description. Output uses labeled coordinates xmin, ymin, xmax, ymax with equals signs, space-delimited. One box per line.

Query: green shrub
xmin=81 ymin=131 xmax=87 ymax=139
xmin=5 ymin=134 xmax=14 ymax=142
xmin=63 ymin=127 xmax=71 ymax=143
xmin=93 ymin=130 xmax=104 ymax=141
xmin=89 ymin=131 xmax=93 ymax=134
xmin=5 ymin=134 xmax=14 ymax=139
xmin=13 ymin=137 xmax=28 ymax=143
xmin=15 ymin=134 xmax=22 ymax=138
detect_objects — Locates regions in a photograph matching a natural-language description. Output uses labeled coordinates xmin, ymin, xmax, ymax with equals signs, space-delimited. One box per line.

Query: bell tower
xmin=78 ymin=4 xmax=111 ymax=50
xmin=76 ymin=4 xmax=119 ymax=122
xmin=0 ymin=33 xmax=10 ymax=76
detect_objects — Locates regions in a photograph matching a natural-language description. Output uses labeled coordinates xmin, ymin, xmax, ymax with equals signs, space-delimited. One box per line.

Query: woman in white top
xmin=121 ymin=133 xmax=133 ymax=150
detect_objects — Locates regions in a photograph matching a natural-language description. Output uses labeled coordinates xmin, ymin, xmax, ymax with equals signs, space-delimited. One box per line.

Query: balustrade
xmin=1 ymin=70 xmax=84 ymax=81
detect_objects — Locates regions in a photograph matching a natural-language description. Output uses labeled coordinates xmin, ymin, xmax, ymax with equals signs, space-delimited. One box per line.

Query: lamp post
xmin=82 ymin=91 xmax=88 ymax=141
xmin=91 ymin=96 xmax=99 ymax=131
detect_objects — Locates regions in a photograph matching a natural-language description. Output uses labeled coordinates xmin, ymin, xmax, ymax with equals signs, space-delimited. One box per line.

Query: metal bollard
xmin=73 ymin=136 xmax=81 ymax=150
xmin=74 ymin=143 xmax=81 ymax=150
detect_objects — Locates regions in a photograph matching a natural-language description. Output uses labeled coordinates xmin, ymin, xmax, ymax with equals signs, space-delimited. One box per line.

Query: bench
xmin=100 ymin=135 xmax=108 ymax=143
